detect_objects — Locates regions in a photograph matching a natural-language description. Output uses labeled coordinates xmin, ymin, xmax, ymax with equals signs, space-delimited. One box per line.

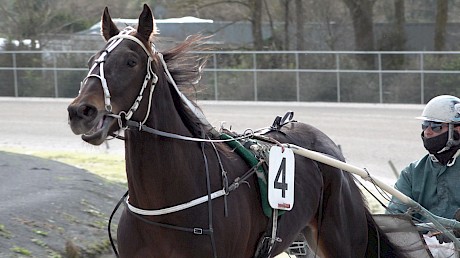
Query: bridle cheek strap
xmin=120 ymin=52 xmax=157 ymax=124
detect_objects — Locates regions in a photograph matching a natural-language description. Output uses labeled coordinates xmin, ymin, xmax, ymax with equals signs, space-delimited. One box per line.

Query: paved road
xmin=0 ymin=97 xmax=426 ymax=184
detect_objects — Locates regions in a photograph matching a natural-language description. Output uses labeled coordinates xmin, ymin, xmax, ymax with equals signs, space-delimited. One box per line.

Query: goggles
xmin=421 ymin=121 xmax=445 ymax=133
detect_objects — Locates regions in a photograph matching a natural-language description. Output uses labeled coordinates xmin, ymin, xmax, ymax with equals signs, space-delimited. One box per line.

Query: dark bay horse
xmin=67 ymin=4 xmax=408 ymax=258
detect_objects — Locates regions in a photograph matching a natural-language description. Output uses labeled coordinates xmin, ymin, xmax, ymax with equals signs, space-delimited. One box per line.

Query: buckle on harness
xmin=193 ymin=228 xmax=203 ymax=235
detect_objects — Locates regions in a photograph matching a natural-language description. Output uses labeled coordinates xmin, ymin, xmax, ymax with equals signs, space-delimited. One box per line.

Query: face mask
xmin=422 ymin=131 xmax=448 ymax=154
xmin=422 ymin=130 xmax=460 ymax=165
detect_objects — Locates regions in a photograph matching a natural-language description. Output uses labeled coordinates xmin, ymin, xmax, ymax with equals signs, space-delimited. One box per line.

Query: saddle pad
xmin=221 ymin=133 xmax=283 ymax=217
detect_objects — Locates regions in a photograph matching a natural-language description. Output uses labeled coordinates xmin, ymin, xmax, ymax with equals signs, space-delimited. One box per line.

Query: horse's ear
xmin=137 ymin=4 xmax=157 ymax=41
xmin=101 ymin=7 xmax=120 ymax=41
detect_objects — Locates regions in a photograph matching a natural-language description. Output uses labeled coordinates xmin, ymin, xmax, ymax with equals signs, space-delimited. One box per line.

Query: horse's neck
xmin=124 ymin=88 xmax=205 ymax=209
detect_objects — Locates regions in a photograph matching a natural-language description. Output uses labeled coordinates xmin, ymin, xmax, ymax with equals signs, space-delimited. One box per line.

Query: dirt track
xmin=0 ymin=98 xmax=426 ymax=183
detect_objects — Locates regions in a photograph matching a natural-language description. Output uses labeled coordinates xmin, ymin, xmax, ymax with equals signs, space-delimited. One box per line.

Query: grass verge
xmin=0 ymin=147 xmax=126 ymax=184
xmin=0 ymin=146 xmax=387 ymax=213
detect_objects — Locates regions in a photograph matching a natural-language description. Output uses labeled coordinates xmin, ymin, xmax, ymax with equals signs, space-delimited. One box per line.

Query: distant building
xmin=42 ymin=18 xmax=460 ymax=51
xmin=44 ymin=17 xmax=272 ymax=51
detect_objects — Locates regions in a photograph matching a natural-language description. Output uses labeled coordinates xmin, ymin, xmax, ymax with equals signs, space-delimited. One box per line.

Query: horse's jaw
xmin=80 ymin=115 xmax=117 ymax=145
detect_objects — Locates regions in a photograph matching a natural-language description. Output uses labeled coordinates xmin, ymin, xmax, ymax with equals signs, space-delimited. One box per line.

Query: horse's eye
xmin=127 ymin=59 xmax=137 ymax=67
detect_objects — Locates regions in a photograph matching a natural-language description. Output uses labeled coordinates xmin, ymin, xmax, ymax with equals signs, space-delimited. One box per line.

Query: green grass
xmin=0 ymin=146 xmax=386 ymax=213
xmin=0 ymin=147 xmax=126 ymax=184
xmin=33 ymin=230 xmax=48 ymax=237
xmin=31 ymin=238 xmax=47 ymax=248
xmin=0 ymin=224 xmax=12 ymax=239
xmin=10 ymin=246 xmax=32 ymax=256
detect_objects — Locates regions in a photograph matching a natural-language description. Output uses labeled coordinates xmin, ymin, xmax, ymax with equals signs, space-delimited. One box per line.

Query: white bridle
xmin=80 ymin=27 xmax=158 ymax=125
xmin=80 ymin=27 xmax=213 ymax=131
xmin=80 ymin=27 xmax=224 ymax=216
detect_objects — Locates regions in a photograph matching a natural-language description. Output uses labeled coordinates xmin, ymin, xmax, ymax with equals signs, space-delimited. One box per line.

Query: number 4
xmin=274 ymin=157 xmax=288 ymax=198
xmin=268 ymin=146 xmax=295 ymax=211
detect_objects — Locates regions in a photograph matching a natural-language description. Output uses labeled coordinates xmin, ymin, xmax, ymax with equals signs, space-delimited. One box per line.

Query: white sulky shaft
xmin=283 ymin=144 xmax=414 ymax=206
xmin=282 ymin=143 xmax=460 ymax=249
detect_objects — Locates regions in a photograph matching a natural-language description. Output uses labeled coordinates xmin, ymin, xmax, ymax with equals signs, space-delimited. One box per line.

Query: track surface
xmin=0 ymin=98 xmax=426 ymax=183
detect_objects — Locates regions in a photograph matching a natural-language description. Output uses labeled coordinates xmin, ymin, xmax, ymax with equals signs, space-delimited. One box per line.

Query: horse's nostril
xmin=80 ymin=106 xmax=92 ymax=117
xmin=78 ymin=105 xmax=97 ymax=118
xmin=68 ymin=104 xmax=97 ymax=120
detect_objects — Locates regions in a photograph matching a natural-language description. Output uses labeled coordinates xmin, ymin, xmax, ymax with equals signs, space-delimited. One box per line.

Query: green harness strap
xmin=220 ymin=133 xmax=283 ymax=217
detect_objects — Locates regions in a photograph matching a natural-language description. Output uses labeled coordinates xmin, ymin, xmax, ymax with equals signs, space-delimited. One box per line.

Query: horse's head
xmin=68 ymin=4 xmax=158 ymax=145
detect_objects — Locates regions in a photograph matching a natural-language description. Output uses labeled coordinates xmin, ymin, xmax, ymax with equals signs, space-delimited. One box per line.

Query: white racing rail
xmin=282 ymin=143 xmax=460 ymax=249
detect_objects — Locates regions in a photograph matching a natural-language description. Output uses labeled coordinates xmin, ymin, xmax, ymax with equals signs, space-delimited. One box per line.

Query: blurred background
xmin=1 ymin=0 xmax=460 ymax=103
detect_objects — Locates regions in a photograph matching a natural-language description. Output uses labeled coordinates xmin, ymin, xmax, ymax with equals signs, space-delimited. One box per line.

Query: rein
xmin=123 ymin=120 xmax=259 ymax=143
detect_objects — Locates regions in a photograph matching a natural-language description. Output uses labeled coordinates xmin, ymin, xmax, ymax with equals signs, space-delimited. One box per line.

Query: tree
xmin=251 ymin=0 xmax=264 ymax=50
xmin=379 ymin=0 xmax=406 ymax=69
xmin=0 ymin=0 xmax=53 ymax=49
xmin=282 ymin=0 xmax=290 ymax=50
xmin=0 ymin=0 xmax=152 ymax=44
xmin=394 ymin=0 xmax=406 ymax=50
xmin=176 ymin=0 xmax=269 ymax=50
xmin=434 ymin=0 xmax=448 ymax=51
xmin=376 ymin=1 xmax=406 ymax=51
xmin=342 ymin=0 xmax=377 ymax=67
xmin=0 ymin=0 xmax=97 ymax=48
xmin=295 ymin=0 xmax=305 ymax=50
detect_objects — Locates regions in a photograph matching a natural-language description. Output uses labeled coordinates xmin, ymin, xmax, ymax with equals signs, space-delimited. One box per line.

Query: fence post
xmin=53 ymin=53 xmax=59 ymax=98
xmin=295 ymin=52 xmax=300 ymax=102
xmin=335 ymin=53 xmax=341 ymax=102
xmin=253 ymin=52 xmax=257 ymax=101
xmin=420 ymin=53 xmax=424 ymax=104
xmin=12 ymin=52 xmax=18 ymax=97
xmin=213 ymin=53 xmax=218 ymax=100
xmin=378 ymin=53 xmax=383 ymax=103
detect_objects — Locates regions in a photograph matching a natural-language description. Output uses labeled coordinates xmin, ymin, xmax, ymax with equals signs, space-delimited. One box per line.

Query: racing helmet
xmin=417 ymin=95 xmax=460 ymax=153
xmin=416 ymin=95 xmax=460 ymax=123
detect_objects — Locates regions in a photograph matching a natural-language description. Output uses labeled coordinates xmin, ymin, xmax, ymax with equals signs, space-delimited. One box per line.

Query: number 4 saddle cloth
xmin=219 ymin=111 xmax=295 ymax=217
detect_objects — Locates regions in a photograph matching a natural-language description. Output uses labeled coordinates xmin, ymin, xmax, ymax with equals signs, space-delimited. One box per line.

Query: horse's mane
xmin=158 ymin=34 xmax=211 ymax=138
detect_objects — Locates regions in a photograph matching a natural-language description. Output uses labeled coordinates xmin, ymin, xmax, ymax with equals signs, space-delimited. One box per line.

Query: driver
xmin=387 ymin=95 xmax=460 ymax=252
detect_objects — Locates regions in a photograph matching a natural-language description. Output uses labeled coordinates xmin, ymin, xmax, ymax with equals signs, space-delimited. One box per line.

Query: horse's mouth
xmin=81 ymin=115 xmax=116 ymax=145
